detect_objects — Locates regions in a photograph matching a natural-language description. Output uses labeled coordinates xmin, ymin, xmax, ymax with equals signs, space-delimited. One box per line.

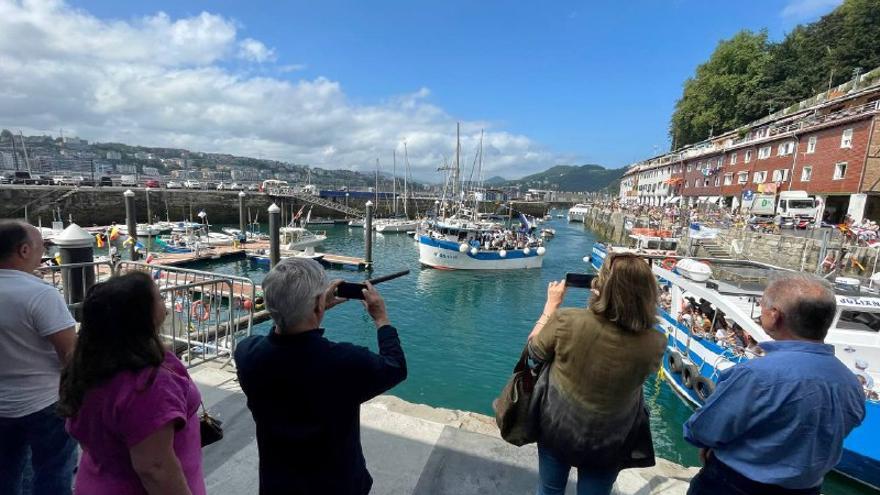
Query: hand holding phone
xmin=335 ymin=270 xmax=411 ymax=300
xmin=565 ymin=272 xmax=596 ymax=289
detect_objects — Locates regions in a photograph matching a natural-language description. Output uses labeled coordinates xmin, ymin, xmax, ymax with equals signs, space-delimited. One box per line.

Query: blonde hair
xmin=589 ymin=254 xmax=658 ymax=332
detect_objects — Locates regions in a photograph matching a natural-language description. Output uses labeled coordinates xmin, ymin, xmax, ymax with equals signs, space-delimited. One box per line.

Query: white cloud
xmin=780 ymin=0 xmax=842 ymax=21
xmin=278 ymin=63 xmax=307 ymax=73
xmin=238 ymin=38 xmax=276 ymax=63
xmin=0 ymin=0 xmax=563 ymax=180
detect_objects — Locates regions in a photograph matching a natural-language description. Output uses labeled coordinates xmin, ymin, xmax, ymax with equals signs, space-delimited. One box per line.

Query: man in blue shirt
xmin=684 ymin=273 xmax=865 ymax=495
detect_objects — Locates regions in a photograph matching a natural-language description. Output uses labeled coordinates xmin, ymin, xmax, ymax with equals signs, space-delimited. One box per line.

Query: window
xmin=758 ymin=146 xmax=771 ymax=159
xmin=841 ymin=128 xmax=853 ymax=148
xmin=714 ymin=176 xmax=720 ymax=187
xmin=703 ymin=178 xmax=710 ymax=187
xmin=684 ymin=181 xmax=689 ymax=189
xmin=807 ymin=136 xmax=817 ymax=154
xmin=694 ymin=179 xmax=699 ymax=188
xmin=834 ymin=162 xmax=848 ymax=180
xmin=723 ymin=173 xmax=733 ymax=186
xmin=687 ymin=164 xmax=692 ymax=172
xmin=730 ymin=152 xmax=737 ymax=165
xmin=777 ymin=141 xmax=795 ymax=156
xmin=753 ymin=171 xmax=767 ymax=183
xmin=801 ymin=166 xmax=813 ymax=182
xmin=772 ymin=169 xmax=789 ymax=182
xmin=745 ymin=150 xmax=752 ymax=163
xmin=717 ymin=157 xmax=723 ymax=167
xmin=737 ymin=172 xmax=748 ymax=184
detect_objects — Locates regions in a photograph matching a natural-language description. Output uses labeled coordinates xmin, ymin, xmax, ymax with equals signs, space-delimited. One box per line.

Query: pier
xmin=192 ymin=359 xmax=697 ymax=494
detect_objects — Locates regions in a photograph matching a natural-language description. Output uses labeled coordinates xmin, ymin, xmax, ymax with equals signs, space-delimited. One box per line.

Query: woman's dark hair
xmin=58 ymin=271 xmax=165 ymax=417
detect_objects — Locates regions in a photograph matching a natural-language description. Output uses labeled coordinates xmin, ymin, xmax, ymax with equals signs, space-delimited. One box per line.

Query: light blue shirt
xmin=683 ymin=340 xmax=866 ymax=489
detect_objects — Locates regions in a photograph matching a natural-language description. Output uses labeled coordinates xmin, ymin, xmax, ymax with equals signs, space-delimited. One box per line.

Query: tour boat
xmin=417 ymin=218 xmax=545 ymax=270
xmin=567 ymin=203 xmax=591 ymax=222
xmin=279 ymin=227 xmax=326 ymax=250
xmin=588 ymin=231 xmax=679 ymax=271
xmin=591 ymin=251 xmax=880 ymax=489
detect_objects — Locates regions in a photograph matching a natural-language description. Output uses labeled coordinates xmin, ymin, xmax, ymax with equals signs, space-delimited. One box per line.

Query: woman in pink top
xmin=59 ymin=272 xmax=205 ymax=495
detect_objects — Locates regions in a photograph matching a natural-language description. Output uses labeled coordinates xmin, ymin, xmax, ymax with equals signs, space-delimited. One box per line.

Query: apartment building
xmin=621 ymin=66 xmax=880 ymax=223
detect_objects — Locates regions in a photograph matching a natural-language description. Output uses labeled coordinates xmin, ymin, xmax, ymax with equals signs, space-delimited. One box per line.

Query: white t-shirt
xmin=0 ymin=269 xmax=76 ymax=418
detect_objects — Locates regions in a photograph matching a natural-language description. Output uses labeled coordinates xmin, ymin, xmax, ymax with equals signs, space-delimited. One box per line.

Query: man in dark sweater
xmin=234 ymin=258 xmax=407 ymax=494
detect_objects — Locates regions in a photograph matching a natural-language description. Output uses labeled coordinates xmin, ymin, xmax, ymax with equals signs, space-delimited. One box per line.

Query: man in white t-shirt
xmin=0 ymin=220 xmax=78 ymax=495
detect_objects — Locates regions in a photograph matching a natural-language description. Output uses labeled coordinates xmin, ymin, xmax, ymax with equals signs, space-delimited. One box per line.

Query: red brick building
xmin=621 ymin=67 xmax=880 ymax=223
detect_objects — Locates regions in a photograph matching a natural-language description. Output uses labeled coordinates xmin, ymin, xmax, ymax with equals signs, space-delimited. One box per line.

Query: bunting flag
xmin=95 ymin=233 xmax=105 ymax=248
xmin=108 ymin=226 xmax=120 ymax=241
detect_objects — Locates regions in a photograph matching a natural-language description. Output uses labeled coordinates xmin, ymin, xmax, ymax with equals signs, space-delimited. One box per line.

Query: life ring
xmin=191 ymin=300 xmax=210 ymax=321
xmin=681 ymin=363 xmax=699 ymax=389
xmin=661 ymin=258 xmax=677 ymax=270
xmin=694 ymin=376 xmax=716 ymax=402
xmin=666 ymin=351 xmax=683 ymax=374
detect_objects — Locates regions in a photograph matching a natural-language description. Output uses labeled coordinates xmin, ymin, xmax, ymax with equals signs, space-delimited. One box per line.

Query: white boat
xmin=588 ymin=231 xmax=680 ymax=271
xmin=203 ymin=232 xmax=234 ymax=247
xmin=221 ymin=227 xmax=269 ymax=241
xmin=171 ymin=221 xmax=205 ymax=233
xmin=567 ymin=203 xmax=590 ymax=222
xmin=540 ymin=228 xmax=556 ymax=239
xmin=592 ymin=251 xmax=880 ymax=489
xmin=119 ymin=224 xmax=165 ymax=237
xmin=280 ymin=227 xmax=327 ymax=250
xmin=675 ymin=258 xmax=712 ymax=282
xmin=418 ymin=218 xmax=545 ymax=270
xmin=348 ymin=218 xmax=365 ymax=228
xmin=304 ymin=217 xmax=335 ymax=226
xmin=375 ymin=220 xmax=419 ymax=233
xmin=246 ymin=246 xmax=325 ymax=266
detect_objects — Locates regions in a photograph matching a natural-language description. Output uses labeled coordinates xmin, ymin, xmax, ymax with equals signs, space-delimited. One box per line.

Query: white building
xmin=106 ymin=151 xmax=122 ymax=160
xmin=0 ymin=151 xmax=15 ymax=170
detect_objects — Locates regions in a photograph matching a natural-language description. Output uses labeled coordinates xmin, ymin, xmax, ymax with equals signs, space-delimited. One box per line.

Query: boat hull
xmin=418 ymin=236 xmax=543 ymax=270
xmin=376 ymin=222 xmax=419 ymax=233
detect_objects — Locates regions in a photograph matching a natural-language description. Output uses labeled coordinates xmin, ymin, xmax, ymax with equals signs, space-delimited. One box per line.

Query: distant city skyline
xmin=0 ymin=0 xmax=842 ymax=180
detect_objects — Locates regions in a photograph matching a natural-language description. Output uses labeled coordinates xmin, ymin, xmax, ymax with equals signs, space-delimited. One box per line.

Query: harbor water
xmin=191 ymin=213 xmax=873 ymax=495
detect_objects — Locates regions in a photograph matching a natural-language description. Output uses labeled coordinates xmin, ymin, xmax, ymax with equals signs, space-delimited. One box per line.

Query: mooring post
xmin=145 ymin=188 xmax=152 ymax=252
xmin=364 ymin=200 xmax=374 ymax=270
xmin=268 ymin=202 xmax=281 ymax=268
xmin=238 ymin=191 xmax=247 ymax=243
xmin=53 ymin=223 xmax=96 ymax=320
xmin=123 ymin=189 xmax=138 ymax=260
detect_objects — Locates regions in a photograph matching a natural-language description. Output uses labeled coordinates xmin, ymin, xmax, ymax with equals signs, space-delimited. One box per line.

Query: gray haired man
xmin=234 ymin=258 xmax=407 ymax=495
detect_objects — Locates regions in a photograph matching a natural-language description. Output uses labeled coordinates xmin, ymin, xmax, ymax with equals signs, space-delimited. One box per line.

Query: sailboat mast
xmin=403 ymin=142 xmax=409 ymax=218
xmin=475 ymin=130 xmax=483 ymax=219
xmin=392 ymin=150 xmax=398 ymax=217
xmin=375 ymin=158 xmax=380 ymax=211
xmin=454 ymin=122 xmax=460 ymax=202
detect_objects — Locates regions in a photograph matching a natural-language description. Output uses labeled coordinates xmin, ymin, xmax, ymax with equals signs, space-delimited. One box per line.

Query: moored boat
xmin=568 ymin=203 xmax=590 ymax=222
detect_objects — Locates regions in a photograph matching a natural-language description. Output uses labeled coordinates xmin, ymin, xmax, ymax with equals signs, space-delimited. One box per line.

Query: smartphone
xmin=565 ymin=272 xmax=596 ymax=289
xmin=336 ymin=270 xmax=411 ymax=299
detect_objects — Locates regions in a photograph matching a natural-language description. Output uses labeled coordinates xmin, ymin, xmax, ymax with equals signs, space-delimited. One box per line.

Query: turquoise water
xmin=193 ymin=214 xmax=874 ymax=495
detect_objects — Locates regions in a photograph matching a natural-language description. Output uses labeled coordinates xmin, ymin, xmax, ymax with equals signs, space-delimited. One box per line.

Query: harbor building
xmin=620 ymin=66 xmax=880 ymax=223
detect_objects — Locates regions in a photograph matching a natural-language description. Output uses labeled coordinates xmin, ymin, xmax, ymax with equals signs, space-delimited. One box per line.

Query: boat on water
xmin=567 ymin=203 xmax=591 ymax=222
xmin=118 ymin=223 xmax=167 ymax=237
xmin=279 ymin=227 xmax=327 ymax=250
xmin=590 ymin=251 xmax=880 ymax=489
xmin=375 ymin=219 xmax=420 ymax=233
xmin=304 ymin=217 xmax=335 ymax=226
xmin=221 ymin=227 xmax=269 ymax=241
xmin=348 ymin=218 xmax=365 ymax=228
xmin=588 ymin=229 xmax=680 ymax=271
xmin=418 ymin=216 xmax=545 ymax=270
xmin=540 ymin=228 xmax=556 ymax=239
xmin=246 ymin=246 xmax=324 ymax=266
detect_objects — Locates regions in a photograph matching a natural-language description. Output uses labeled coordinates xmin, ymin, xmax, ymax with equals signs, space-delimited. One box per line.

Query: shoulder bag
xmin=493 ymin=345 xmax=546 ymax=446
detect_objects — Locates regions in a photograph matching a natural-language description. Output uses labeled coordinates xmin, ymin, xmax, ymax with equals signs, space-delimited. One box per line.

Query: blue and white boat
xmin=593 ymin=252 xmax=880 ymax=489
xmin=418 ymin=217 xmax=545 ymax=270
xmin=588 ymin=231 xmax=679 ymax=271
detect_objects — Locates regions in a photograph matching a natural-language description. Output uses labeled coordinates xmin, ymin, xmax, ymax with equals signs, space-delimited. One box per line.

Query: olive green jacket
xmin=529 ymin=307 xmax=666 ymax=470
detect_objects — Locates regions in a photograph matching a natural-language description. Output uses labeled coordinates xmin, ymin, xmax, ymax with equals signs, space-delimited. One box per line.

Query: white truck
xmin=748 ymin=190 xmax=819 ymax=224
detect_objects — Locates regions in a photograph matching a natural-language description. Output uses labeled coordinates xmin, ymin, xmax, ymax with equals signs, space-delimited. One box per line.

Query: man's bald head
xmin=762 ymin=273 xmax=836 ymax=341
xmin=0 ymin=220 xmax=43 ymax=271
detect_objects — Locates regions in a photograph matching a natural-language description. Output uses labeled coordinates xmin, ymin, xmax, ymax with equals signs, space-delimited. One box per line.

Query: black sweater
xmin=234 ymin=326 xmax=407 ymax=494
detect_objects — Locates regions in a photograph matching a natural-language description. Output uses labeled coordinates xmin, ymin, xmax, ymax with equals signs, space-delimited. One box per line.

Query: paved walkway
xmin=191 ymin=361 xmax=697 ymax=495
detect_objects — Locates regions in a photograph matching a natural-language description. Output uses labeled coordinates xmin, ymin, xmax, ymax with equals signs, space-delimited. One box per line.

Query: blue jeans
xmin=0 ymin=403 xmax=77 ymax=495
xmin=537 ymin=444 xmax=619 ymax=495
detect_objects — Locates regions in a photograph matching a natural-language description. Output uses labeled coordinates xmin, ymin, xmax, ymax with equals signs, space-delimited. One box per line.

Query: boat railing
xmin=116 ymin=261 xmax=258 ymax=369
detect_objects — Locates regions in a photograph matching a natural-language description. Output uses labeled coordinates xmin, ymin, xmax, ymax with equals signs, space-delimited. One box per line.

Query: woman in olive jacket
xmin=528 ymin=253 xmax=666 ymax=495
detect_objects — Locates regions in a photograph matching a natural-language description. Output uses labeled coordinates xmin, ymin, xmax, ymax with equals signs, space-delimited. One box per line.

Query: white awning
xmin=697 ymin=196 xmax=708 ymax=202
xmin=707 ymin=196 xmax=720 ymax=204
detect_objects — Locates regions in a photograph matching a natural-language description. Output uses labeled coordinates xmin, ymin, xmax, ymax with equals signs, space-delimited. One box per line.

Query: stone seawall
xmin=581 ymin=206 xmax=880 ymax=277
xmin=0 ymin=186 xmax=550 ymax=225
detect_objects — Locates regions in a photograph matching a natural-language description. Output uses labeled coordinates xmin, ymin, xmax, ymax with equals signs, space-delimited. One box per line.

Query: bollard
xmin=53 ymin=223 xmax=95 ymax=320
xmin=268 ymin=203 xmax=281 ymax=268
xmin=364 ymin=200 xmax=373 ymax=269
xmin=239 ymin=191 xmax=247 ymax=243
xmin=124 ymin=189 xmax=138 ymax=260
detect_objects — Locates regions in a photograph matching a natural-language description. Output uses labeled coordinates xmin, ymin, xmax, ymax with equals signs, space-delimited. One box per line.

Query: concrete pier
xmin=191 ymin=361 xmax=696 ymax=494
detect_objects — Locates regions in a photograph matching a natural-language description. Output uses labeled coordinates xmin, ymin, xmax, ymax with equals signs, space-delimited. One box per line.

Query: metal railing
xmin=116 ymin=261 xmax=258 ymax=368
xmin=265 ymin=187 xmax=365 ymax=217
xmin=35 ymin=259 xmax=116 ymax=314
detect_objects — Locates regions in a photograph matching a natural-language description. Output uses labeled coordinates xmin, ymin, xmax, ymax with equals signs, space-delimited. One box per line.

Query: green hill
xmin=504 ymin=164 xmax=625 ymax=192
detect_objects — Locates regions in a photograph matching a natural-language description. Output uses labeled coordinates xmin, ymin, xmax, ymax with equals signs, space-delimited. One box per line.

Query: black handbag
xmin=493 ymin=346 xmax=544 ymax=446
xmin=199 ymin=402 xmax=223 ymax=447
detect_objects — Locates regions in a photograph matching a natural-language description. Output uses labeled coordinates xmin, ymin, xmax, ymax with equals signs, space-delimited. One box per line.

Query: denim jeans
xmin=536 ymin=444 xmax=619 ymax=495
xmin=0 ymin=403 xmax=77 ymax=495
xmin=688 ymin=455 xmax=821 ymax=495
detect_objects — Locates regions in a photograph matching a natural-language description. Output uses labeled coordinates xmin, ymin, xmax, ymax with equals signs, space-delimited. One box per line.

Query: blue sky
xmin=2 ymin=0 xmax=842 ymax=178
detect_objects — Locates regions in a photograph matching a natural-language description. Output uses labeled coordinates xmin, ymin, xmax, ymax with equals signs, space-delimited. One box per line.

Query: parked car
xmin=230 ymin=182 xmax=244 ymax=190
xmin=79 ymin=178 xmax=95 ymax=187
xmin=166 ymin=180 xmax=182 ymax=189
xmin=52 ymin=175 xmax=67 ymax=185
xmin=98 ymin=176 xmax=114 ymax=187
xmin=0 ymin=174 xmax=9 ymax=184
xmin=216 ymin=182 xmax=227 ymax=190
xmin=247 ymin=183 xmax=260 ymax=191
xmin=183 ymin=180 xmax=201 ymax=189
xmin=12 ymin=171 xmax=39 ymax=185
xmin=120 ymin=174 xmax=138 ymax=186
xmin=203 ymin=182 xmax=215 ymax=190
xmin=144 ymin=179 xmax=160 ymax=188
